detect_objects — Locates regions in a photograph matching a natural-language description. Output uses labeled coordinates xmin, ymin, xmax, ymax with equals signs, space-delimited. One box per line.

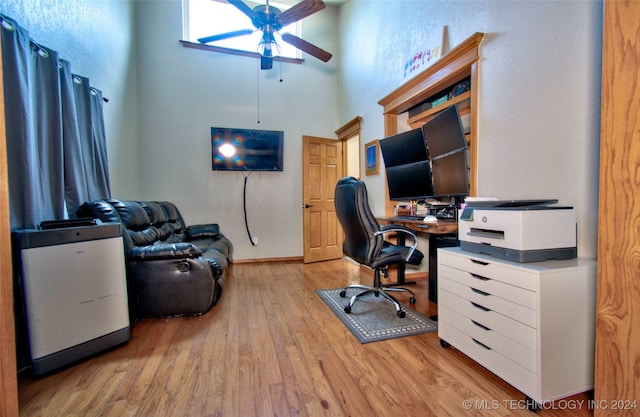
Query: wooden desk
xmin=377 ymin=217 xmax=459 ymax=303
xmin=377 ymin=216 xmax=458 ymax=235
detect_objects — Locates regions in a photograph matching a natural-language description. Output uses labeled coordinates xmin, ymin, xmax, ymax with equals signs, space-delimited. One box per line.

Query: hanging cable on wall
xmin=243 ymin=173 xmax=257 ymax=246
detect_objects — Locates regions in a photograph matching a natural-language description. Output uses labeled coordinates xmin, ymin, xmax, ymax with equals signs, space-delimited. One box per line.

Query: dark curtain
xmin=1 ymin=14 xmax=111 ymax=230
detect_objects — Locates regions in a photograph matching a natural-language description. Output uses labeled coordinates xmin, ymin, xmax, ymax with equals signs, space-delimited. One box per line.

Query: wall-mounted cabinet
xmin=378 ymin=32 xmax=484 ymax=215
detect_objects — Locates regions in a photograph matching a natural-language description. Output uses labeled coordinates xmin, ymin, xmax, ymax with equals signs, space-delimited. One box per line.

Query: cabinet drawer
xmin=440 ymin=264 xmax=536 ymax=309
xmin=440 ymin=278 xmax=537 ymax=328
xmin=439 ymin=289 xmax=537 ymax=349
xmin=439 ymin=305 xmax=537 ymax=372
xmin=439 ymin=249 xmax=537 ymax=291
xmin=439 ymin=322 xmax=537 ymax=399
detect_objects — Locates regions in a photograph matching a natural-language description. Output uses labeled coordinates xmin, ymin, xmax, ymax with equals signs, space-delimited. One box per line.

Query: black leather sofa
xmin=77 ymin=199 xmax=232 ymax=318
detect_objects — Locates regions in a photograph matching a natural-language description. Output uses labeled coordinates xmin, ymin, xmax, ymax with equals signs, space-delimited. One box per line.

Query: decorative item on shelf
xmin=448 ymin=78 xmax=471 ymax=99
xmin=408 ymin=101 xmax=432 ymax=118
xmin=431 ymin=95 xmax=448 ymax=107
xmin=364 ymin=139 xmax=379 ymax=176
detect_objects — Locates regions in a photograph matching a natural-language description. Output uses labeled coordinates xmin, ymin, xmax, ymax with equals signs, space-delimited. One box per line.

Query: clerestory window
xmin=182 ymin=0 xmax=301 ymax=59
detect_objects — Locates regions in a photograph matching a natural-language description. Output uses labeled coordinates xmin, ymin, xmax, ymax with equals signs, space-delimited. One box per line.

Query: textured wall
xmin=1 ymin=0 xmax=140 ymax=199
xmin=134 ymin=0 xmax=340 ymax=260
xmin=338 ymin=0 xmax=602 ymax=258
xmin=1 ymin=0 xmax=603 ymax=259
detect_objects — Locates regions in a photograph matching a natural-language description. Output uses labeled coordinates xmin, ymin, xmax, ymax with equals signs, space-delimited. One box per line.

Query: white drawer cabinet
xmin=437 ymin=247 xmax=596 ymax=408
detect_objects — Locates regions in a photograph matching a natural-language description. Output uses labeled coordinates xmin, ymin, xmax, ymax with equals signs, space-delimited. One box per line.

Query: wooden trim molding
xmin=378 ymin=32 xmax=484 ymax=115
xmin=232 ymin=256 xmax=304 ymax=264
xmin=335 ymin=116 xmax=362 ymax=139
xmin=595 ymin=1 xmax=640 ymax=415
xmin=0 ymin=39 xmax=19 ymax=417
xmin=180 ymin=40 xmax=304 ymax=65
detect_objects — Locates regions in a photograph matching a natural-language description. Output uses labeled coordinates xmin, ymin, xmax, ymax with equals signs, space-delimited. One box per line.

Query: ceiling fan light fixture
xmin=198 ymin=0 xmax=331 ymax=69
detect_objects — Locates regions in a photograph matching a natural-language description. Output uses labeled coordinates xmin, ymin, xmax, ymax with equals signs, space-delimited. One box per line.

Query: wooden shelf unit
xmin=378 ymin=32 xmax=484 ymax=216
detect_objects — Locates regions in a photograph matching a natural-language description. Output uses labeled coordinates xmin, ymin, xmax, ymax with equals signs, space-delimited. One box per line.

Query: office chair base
xmin=339 ymin=285 xmax=416 ymax=318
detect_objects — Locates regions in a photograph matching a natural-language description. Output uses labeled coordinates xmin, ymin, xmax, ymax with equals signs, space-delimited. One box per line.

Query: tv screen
xmin=421 ymin=105 xmax=467 ymax=157
xmin=430 ymin=149 xmax=469 ymax=197
xmin=379 ymin=128 xmax=433 ymax=201
xmin=211 ymin=127 xmax=284 ymax=171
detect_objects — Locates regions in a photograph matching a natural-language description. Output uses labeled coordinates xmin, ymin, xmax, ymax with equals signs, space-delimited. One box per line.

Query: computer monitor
xmin=430 ymin=149 xmax=469 ymax=198
xmin=379 ymin=128 xmax=434 ymax=201
xmin=379 ymin=128 xmax=429 ymax=167
xmin=385 ymin=161 xmax=434 ymax=201
xmin=421 ymin=105 xmax=467 ymax=157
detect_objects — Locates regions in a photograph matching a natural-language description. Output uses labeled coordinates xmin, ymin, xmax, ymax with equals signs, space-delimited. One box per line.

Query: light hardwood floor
xmin=17 ymin=259 xmax=593 ymax=417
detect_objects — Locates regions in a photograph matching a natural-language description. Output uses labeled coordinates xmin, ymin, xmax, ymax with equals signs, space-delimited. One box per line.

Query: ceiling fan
xmin=197 ymin=0 xmax=333 ymax=70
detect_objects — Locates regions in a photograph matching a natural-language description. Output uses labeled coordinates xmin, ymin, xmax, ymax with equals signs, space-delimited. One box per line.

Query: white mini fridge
xmin=14 ymin=222 xmax=130 ymax=375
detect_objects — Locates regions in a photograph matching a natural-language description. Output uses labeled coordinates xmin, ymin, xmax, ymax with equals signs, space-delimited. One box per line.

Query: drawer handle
xmin=472 ymin=338 xmax=492 ymax=350
xmin=471 ymin=259 xmax=489 ymax=266
xmin=471 ymin=301 xmax=491 ymax=312
xmin=470 ymin=273 xmax=490 ymax=281
xmin=471 ymin=320 xmax=491 ymax=331
xmin=471 ymin=287 xmax=490 ymax=296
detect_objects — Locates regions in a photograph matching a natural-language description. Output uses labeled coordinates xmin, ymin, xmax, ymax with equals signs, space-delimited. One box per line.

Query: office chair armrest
xmin=375 ymin=225 xmax=419 ymax=262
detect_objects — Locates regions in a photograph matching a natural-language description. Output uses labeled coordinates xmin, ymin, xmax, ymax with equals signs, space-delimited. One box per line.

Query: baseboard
xmin=232 ymin=256 xmax=304 ymax=264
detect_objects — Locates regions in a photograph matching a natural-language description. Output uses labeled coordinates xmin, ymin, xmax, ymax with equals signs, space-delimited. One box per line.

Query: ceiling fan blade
xmin=281 ymin=32 xmax=332 ymax=62
xmin=197 ymin=28 xmax=255 ymax=44
xmin=227 ymin=0 xmax=260 ymax=22
xmin=277 ymin=0 xmax=325 ymax=27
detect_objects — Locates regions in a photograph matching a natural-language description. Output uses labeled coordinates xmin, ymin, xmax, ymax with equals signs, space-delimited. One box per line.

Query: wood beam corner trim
xmin=335 ymin=116 xmax=362 ymax=139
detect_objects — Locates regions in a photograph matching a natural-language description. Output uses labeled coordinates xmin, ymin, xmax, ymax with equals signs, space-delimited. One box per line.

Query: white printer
xmin=458 ymin=200 xmax=577 ymax=262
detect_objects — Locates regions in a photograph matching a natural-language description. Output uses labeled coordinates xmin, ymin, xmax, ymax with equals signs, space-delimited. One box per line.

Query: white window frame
xmin=182 ymin=0 xmax=302 ymax=60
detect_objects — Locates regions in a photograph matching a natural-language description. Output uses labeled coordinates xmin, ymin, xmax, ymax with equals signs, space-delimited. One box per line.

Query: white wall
xmin=134 ymin=1 xmax=340 ymax=260
xmin=338 ymin=0 xmax=602 ymax=259
xmin=3 ymin=0 xmax=603 ymax=261
xmin=1 ymin=0 xmax=141 ymax=199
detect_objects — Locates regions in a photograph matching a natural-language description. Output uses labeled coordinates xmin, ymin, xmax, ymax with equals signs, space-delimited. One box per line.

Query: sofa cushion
xmin=187 ymin=224 xmax=220 ymax=239
xmin=157 ymin=201 xmax=187 ymax=242
xmin=106 ymin=199 xmax=161 ymax=247
xmin=129 ymin=242 xmax=202 ymax=261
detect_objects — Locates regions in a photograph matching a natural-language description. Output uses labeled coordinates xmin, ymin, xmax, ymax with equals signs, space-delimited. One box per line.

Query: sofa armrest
xmin=186 ymin=224 xmax=220 ymax=239
xmin=129 ymin=242 xmax=202 ymax=261
xmin=128 ymin=257 xmax=216 ymax=317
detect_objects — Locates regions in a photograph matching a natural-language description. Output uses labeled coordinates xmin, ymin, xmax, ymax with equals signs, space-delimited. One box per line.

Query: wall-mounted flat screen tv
xmin=211 ymin=127 xmax=284 ymax=171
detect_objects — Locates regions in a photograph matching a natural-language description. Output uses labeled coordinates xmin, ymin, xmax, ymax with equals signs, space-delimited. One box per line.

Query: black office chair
xmin=334 ymin=177 xmax=424 ymax=318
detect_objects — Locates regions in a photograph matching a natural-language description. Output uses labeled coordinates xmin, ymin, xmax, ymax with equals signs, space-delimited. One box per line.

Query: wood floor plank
xmin=17 ymin=259 xmax=595 ymax=417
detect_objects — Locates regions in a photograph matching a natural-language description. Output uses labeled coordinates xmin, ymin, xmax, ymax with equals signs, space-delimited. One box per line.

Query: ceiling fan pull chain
xmin=256 ymin=60 xmax=261 ymax=124
xmin=279 ymin=59 xmax=283 ymax=82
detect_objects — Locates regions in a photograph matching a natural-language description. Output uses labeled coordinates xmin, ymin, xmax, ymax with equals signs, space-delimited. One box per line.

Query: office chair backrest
xmin=334 ymin=177 xmax=384 ymax=266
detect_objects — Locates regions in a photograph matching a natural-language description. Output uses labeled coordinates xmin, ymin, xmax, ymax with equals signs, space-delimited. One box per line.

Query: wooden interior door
xmin=302 ymin=136 xmax=343 ymax=263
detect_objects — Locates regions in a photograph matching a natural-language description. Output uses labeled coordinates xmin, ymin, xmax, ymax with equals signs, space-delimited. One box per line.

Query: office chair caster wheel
xmin=409 ymin=296 xmax=416 ymax=304
xmin=397 ymin=310 xmax=406 ymax=318
xmin=339 ymin=290 xmax=347 ymax=298
xmin=344 ymin=305 xmax=352 ymax=314
xmin=525 ymin=397 xmax=541 ymax=412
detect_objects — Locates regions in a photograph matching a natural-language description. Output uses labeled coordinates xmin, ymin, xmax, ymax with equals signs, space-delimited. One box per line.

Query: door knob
xmin=303 ymin=203 xmax=313 ymax=208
